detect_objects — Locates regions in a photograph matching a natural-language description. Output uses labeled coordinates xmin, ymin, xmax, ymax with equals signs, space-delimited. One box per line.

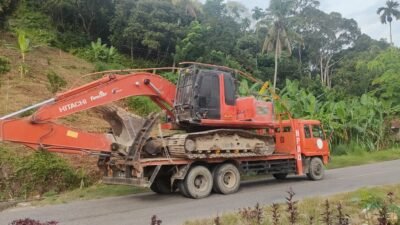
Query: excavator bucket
xmin=95 ymin=105 xmax=147 ymax=153
xmin=95 ymin=105 xmax=162 ymax=187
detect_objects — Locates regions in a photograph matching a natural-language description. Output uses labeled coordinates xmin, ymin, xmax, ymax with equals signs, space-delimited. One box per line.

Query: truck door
xmin=302 ymin=124 xmax=313 ymax=152
xmin=311 ymin=124 xmax=328 ymax=152
xmin=302 ymin=124 xmax=328 ymax=153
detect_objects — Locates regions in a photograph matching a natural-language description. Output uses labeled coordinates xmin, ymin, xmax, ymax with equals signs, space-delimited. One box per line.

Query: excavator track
xmin=167 ymin=129 xmax=275 ymax=159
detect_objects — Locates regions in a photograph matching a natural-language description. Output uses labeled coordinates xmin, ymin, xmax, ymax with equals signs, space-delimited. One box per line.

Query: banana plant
xmin=17 ymin=31 xmax=30 ymax=62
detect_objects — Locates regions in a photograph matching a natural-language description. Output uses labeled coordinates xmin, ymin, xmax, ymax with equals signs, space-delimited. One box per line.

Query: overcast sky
xmin=232 ymin=0 xmax=399 ymax=46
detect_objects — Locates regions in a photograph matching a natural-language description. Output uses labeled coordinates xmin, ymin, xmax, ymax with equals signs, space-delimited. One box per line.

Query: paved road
xmin=1 ymin=160 xmax=400 ymax=225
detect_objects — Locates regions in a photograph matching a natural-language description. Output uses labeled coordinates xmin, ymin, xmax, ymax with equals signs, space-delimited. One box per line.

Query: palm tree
xmin=377 ymin=0 xmax=400 ymax=45
xmin=262 ymin=0 xmax=296 ymax=90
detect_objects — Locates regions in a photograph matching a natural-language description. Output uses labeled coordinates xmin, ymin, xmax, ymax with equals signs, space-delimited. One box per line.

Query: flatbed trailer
xmin=101 ymin=119 xmax=330 ymax=198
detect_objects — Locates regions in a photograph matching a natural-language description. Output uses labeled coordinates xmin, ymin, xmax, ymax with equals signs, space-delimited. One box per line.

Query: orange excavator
xmin=0 ymin=62 xmax=330 ymax=199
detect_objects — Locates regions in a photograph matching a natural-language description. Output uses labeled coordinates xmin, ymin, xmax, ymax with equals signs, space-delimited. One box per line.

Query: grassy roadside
xmin=35 ymin=184 xmax=148 ymax=206
xmin=184 ymin=184 xmax=400 ymax=225
xmin=328 ymin=148 xmax=400 ymax=169
xmin=34 ymin=148 xmax=400 ymax=205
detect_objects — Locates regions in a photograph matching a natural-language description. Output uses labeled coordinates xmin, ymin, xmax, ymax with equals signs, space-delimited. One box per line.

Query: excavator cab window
xmin=196 ymin=71 xmax=221 ymax=119
xmin=174 ymin=65 xmax=238 ymax=124
xmin=224 ymin=74 xmax=236 ymax=105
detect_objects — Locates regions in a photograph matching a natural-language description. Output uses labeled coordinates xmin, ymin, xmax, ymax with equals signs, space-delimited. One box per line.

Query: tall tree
xmin=172 ymin=0 xmax=202 ymax=19
xmin=261 ymin=0 xmax=296 ymax=90
xmin=377 ymin=0 xmax=400 ymax=45
xmin=297 ymin=8 xmax=360 ymax=87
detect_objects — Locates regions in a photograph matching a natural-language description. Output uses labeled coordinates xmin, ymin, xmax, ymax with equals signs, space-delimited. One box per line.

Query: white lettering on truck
xmin=59 ymin=99 xmax=88 ymax=113
xmin=90 ymin=91 xmax=107 ymax=101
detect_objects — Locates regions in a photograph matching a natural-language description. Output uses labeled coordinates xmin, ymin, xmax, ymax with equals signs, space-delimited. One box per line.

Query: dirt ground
xmin=0 ymin=32 xmax=110 ymax=170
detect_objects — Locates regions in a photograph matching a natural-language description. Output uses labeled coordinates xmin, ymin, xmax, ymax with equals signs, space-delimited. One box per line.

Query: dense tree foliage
xmin=1 ymin=0 xmax=399 ymax=151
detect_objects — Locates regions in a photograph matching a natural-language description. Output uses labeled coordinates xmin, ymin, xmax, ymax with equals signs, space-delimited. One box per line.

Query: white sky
xmin=232 ymin=0 xmax=399 ymax=46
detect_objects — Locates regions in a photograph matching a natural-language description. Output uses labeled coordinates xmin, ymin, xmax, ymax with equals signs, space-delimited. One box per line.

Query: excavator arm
xmin=0 ymin=72 xmax=176 ymax=154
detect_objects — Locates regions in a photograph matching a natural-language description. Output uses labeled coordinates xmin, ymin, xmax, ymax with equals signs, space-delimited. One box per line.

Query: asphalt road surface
xmin=1 ymin=160 xmax=400 ymax=225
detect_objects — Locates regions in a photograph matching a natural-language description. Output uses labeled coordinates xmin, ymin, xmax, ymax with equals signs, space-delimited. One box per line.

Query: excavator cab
xmin=174 ymin=65 xmax=236 ymax=124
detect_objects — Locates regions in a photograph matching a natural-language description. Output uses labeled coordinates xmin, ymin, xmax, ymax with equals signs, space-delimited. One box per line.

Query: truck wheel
xmin=177 ymin=180 xmax=190 ymax=198
xmin=213 ymin=163 xmax=240 ymax=195
xmin=273 ymin=173 xmax=288 ymax=180
xmin=150 ymin=176 xmax=172 ymax=194
xmin=307 ymin=157 xmax=325 ymax=181
xmin=184 ymin=165 xmax=213 ymax=199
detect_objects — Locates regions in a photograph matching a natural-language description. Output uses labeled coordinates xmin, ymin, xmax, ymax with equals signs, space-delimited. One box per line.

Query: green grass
xmin=328 ymin=148 xmax=400 ymax=169
xmin=184 ymin=184 xmax=400 ymax=225
xmin=36 ymin=184 xmax=148 ymax=205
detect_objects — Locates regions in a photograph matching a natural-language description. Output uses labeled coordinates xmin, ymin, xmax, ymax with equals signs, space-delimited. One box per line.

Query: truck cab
xmin=274 ymin=119 xmax=330 ymax=164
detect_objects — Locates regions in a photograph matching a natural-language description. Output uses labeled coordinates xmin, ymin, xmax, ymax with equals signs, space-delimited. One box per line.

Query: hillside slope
xmin=0 ymin=32 xmax=110 ymax=131
xmin=0 ymin=32 xmax=114 ymax=173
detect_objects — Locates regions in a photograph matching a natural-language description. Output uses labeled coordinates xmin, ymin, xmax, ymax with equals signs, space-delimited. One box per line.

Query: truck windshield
xmin=312 ymin=125 xmax=325 ymax=140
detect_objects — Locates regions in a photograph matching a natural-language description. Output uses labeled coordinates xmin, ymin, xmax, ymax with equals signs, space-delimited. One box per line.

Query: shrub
xmin=9 ymin=3 xmax=56 ymax=45
xmin=94 ymin=61 xmax=125 ymax=72
xmin=0 ymin=147 xmax=87 ymax=200
xmin=0 ymin=56 xmax=10 ymax=74
xmin=10 ymin=218 xmax=58 ymax=225
xmin=15 ymin=151 xmax=82 ymax=196
xmin=47 ymin=71 xmax=66 ymax=93
xmin=74 ymin=38 xmax=117 ymax=63
xmin=160 ymin=71 xmax=178 ymax=83
xmin=126 ymin=97 xmax=160 ymax=116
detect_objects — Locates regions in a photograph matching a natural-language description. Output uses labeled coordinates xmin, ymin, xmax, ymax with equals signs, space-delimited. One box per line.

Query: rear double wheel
xmin=212 ymin=163 xmax=240 ymax=195
xmin=180 ymin=165 xmax=213 ymax=199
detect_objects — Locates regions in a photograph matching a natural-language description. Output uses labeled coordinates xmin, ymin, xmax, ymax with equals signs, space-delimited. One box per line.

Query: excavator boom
xmin=0 ymin=72 xmax=176 ymax=154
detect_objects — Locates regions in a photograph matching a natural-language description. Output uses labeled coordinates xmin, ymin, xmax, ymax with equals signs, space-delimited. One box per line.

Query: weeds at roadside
xmin=151 ymin=215 xmax=162 ymax=225
xmin=184 ymin=186 xmax=400 ymax=225
xmin=10 ymin=218 xmax=58 ymax=225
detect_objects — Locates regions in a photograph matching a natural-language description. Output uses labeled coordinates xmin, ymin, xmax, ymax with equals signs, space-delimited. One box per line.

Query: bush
xmin=8 ymin=3 xmax=56 ymax=45
xmin=47 ymin=71 xmax=66 ymax=93
xmin=74 ymin=38 xmax=117 ymax=63
xmin=126 ymin=97 xmax=160 ymax=116
xmin=160 ymin=71 xmax=178 ymax=83
xmin=0 ymin=147 xmax=87 ymax=201
xmin=94 ymin=61 xmax=125 ymax=72
xmin=10 ymin=218 xmax=58 ymax=225
xmin=0 ymin=56 xmax=10 ymax=74
xmin=53 ymin=31 xmax=89 ymax=51
xmin=16 ymin=151 xmax=81 ymax=195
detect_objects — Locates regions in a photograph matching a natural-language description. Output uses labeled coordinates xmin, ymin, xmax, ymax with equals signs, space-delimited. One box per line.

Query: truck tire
xmin=177 ymin=180 xmax=190 ymax=198
xmin=273 ymin=173 xmax=288 ymax=180
xmin=307 ymin=157 xmax=325 ymax=181
xmin=150 ymin=176 xmax=172 ymax=194
xmin=184 ymin=165 xmax=213 ymax=199
xmin=213 ymin=163 xmax=240 ymax=195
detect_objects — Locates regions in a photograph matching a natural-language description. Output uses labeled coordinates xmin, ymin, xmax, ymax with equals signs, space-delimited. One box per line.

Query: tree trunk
xmin=389 ymin=22 xmax=393 ymax=45
xmin=130 ymin=40 xmax=134 ymax=63
xmin=273 ymin=30 xmax=280 ymax=90
xmin=298 ymin=46 xmax=302 ymax=73
xmin=320 ymin=56 xmax=324 ymax=84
